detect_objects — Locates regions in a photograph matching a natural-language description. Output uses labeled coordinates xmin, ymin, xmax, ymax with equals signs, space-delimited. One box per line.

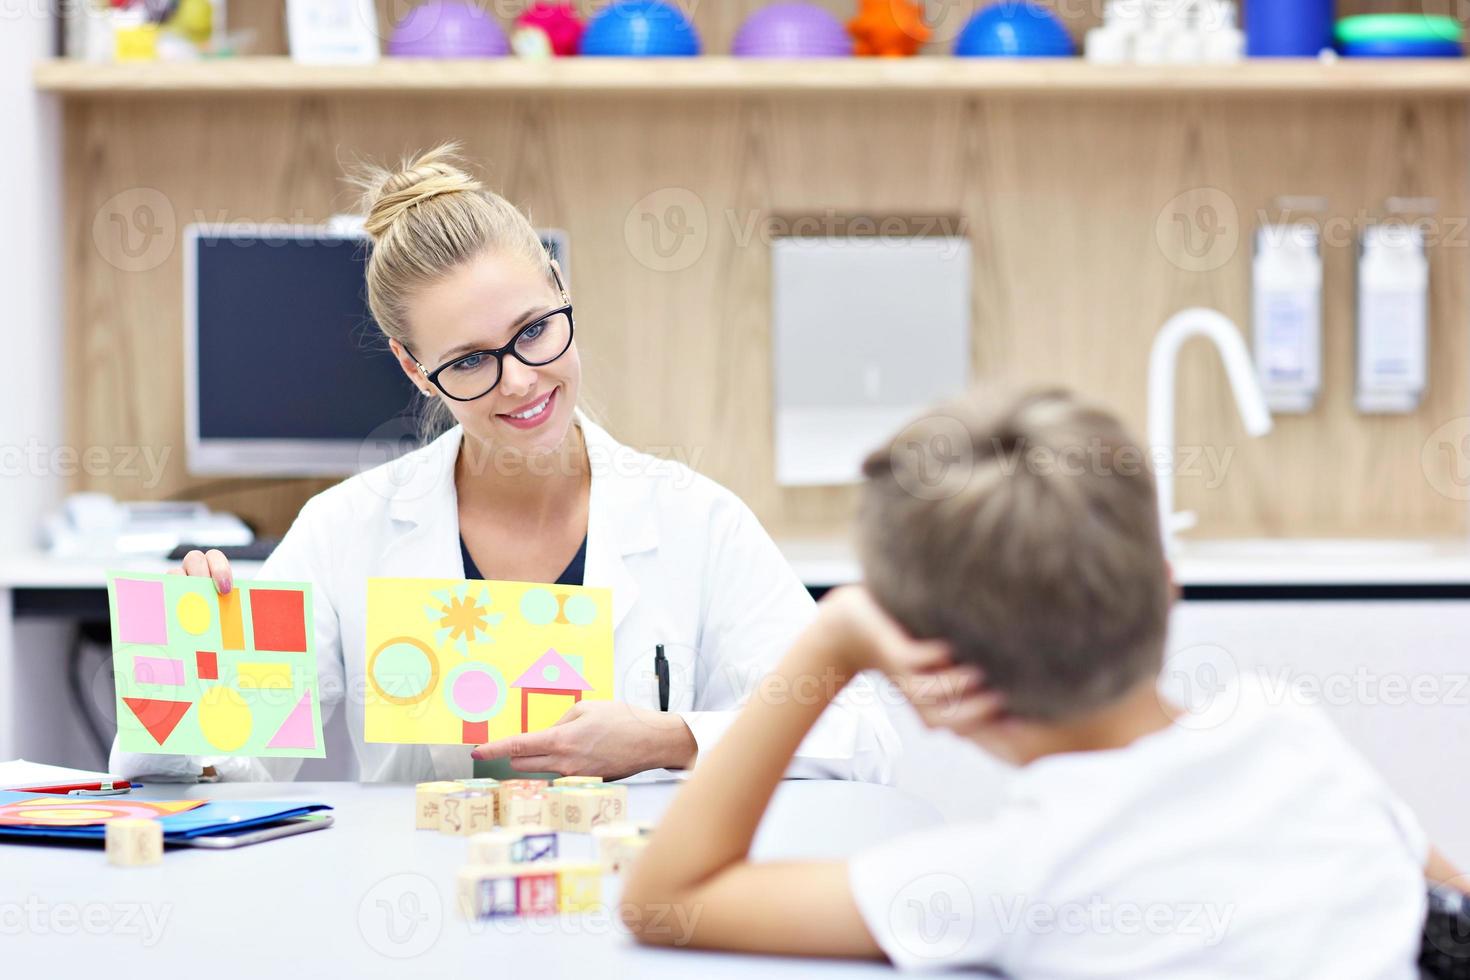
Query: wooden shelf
xmin=32 ymin=56 xmax=1470 ymax=98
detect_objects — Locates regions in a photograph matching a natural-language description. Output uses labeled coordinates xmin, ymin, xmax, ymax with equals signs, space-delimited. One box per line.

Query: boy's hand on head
xmin=816 ymin=586 xmax=1005 ymax=739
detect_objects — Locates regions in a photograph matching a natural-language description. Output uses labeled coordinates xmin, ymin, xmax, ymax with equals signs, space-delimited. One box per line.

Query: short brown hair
xmin=857 ymin=387 xmax=1170 ymax=721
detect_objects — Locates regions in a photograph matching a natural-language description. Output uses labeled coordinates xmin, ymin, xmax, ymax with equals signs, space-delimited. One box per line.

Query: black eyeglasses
xmin=404 ymin=266 xmax=574 ymax=403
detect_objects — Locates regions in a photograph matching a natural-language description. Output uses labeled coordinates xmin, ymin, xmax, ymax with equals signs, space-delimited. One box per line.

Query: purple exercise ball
xmin=389 ymin=0 xmax=511 ymax=57
xmin=732 ymin=3 xmax=852 ymax=57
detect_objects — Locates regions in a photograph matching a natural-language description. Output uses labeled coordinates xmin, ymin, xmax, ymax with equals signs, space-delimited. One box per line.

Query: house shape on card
xmin=511 ymin=649 xmax=591 ymax=733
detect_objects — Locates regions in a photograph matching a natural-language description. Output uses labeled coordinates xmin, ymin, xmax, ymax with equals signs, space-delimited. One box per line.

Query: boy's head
xmin=857 ymin=387 xmax=1171 ymax=724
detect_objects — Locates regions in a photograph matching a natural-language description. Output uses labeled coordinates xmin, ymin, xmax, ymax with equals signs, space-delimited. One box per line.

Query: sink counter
xmin=777 ymin=537 xmax=1470 ymax=591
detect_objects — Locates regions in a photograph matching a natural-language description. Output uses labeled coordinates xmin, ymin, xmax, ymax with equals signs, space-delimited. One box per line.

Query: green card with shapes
xmin=107 ymin=572 xmax=324 ymax=757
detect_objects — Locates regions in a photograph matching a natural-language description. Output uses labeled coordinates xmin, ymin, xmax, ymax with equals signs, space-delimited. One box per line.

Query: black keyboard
xmin=167 ymin=538 xmax=282 ymax=562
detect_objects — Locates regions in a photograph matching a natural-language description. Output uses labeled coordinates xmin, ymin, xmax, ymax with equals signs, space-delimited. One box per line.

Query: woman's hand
xmin=172 ymin=548 xmax=233 ymax=594
xmin=470 ymin=701 xmax=697 ymax=780
xmin=816 ymin=585 xmax=1005 ymax=741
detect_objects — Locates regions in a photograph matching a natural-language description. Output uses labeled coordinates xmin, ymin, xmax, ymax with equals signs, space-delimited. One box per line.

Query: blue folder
xmin=0 ymin=790 xmax=332 ymax=843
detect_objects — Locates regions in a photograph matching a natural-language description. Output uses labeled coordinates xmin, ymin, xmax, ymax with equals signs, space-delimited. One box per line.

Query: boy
xmin=623 ymin=387 xmax=1435 ymax=977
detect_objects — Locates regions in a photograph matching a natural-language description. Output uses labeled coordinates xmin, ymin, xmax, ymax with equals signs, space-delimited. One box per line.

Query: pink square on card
xmin=115 ymin=578 xmax=168 ymax=645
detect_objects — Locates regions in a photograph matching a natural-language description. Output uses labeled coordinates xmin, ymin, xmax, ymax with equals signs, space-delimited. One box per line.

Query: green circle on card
xmin=520 ymin=588 xmax=558 ymax=626
xmin=563 ymin=594 xmax=597 ymax=626
xmin=372 ymin=641 xmax=436 ymax=702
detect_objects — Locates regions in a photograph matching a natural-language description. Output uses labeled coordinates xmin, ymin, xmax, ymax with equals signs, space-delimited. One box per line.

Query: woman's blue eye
xmin=520 ymin=322 xmax=546 ymax=343
xmin=450 ymin=353 xmax=487 ymax=373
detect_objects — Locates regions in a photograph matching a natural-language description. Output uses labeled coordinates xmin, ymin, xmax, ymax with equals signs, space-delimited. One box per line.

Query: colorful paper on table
xmin=365 ymin=578 xmax=614 ymax=745
xmin=0 ymin=795 xmax=204 ymax=827
xmin=106 ymin=573 xmax=324 ymax=758
xmin=0 ymin=791 xmax=332 ymax=843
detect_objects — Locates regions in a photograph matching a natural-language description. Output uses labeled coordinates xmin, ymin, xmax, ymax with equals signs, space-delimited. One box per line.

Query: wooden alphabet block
xmin=502 ymin=791 xmax=550 ymax=828
xmin=515 ymin=869 xmax=560 ymax=916
xmin=593 ymin=822 xmax=655 ymax=873
xmin=457 ymin=864 xmax=519 ymax=919
xmin=105 ymin=817 xmax=163 ymax=867
xmin=440 ymin=791 xmax=496 ymax=836
xmin=456 ymin=778 xmax=501 ymax=823
xmin=470 ymin=826 xmax=558 ymax=864
xmin=558 ymin=786 xmax=628 ymax=833
xmin=552 ymin=775 xmax=604 ymax=788
xmin=511 ymin=829 xmax=558 ymax=864
xmin=496 ymin=779 xmax=547 ymax=817
xmin=468 ymin=829 xmax=517 ymax=866
xmin=556 ymin=863 xmax=604 ymax=913
xmin=416 ymin=781 xmax=464 ymax=830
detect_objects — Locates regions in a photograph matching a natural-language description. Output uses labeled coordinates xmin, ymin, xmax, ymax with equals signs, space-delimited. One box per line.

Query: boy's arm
xmin=620 ymin=587 xmax=990 ymax=958
xmin=619 ymin=599 xmax=883 ymax=957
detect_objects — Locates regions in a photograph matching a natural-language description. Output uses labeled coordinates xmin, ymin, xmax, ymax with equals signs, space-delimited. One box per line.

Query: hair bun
xmin=358 ymin=143 xmax=483 ymax=242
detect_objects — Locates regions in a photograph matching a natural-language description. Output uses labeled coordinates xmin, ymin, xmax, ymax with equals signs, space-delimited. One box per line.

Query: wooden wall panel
xmin=66 ymin=90 xmax=1470 ymax=540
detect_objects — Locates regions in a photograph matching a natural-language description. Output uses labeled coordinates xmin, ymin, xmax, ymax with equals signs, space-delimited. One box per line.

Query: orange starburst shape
xmin=426 ymin=583 xmax=505 ymax=655
xmin=848 ymin=0 xmax=931 ymax=57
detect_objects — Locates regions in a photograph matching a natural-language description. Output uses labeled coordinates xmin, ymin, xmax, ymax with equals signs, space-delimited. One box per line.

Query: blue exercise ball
xmin=954 ymin=2 xmax=1074 ymax=57
xmin=581 ymin=0 xmax=701 ymax=56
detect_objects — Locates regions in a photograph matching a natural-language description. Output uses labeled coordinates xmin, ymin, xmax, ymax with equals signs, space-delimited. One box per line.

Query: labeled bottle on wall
xmin=1246 ymin=0 xmax=1334 ymax=57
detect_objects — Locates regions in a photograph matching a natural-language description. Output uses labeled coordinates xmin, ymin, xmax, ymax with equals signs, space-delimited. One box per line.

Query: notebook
xmin=0 ymin=759 xmax=132 ymax=794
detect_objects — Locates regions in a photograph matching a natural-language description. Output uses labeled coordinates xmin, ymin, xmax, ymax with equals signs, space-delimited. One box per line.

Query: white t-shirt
xmin=849 ymin=681 xmax=1427 ymax=978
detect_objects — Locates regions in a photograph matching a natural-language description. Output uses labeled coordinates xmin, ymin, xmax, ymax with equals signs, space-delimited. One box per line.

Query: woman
xmin=111 ymin=145 xmax=898 ymax=784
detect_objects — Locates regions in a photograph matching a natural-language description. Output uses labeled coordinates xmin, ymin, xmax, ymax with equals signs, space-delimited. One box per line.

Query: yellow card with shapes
xmin=364 ymin=578 xmax=614 ymax=745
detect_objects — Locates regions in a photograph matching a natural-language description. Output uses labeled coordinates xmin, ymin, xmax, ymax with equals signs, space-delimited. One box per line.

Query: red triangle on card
xmin=123 ymin=697 xmax=192 ymax=745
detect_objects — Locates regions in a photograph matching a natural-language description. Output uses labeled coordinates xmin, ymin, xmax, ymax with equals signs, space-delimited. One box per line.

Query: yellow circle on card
xmin=176 ymin=592 xmax=211 ymax=635
xmin=198 ymin=685 xmax=251 ymax=751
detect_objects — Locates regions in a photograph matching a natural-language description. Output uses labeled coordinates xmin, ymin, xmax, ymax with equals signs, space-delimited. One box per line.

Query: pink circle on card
xmin=454 ymin=669 xmax=499 ymax=714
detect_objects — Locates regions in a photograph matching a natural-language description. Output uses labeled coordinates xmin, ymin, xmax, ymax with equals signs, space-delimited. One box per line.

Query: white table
xmin=5 ymin=780 xmax=940 ymax=977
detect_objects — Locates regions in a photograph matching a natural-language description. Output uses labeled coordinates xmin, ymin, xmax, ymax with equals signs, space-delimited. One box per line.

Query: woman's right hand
xmin=173 ymin=548 xmax=234 ymax=594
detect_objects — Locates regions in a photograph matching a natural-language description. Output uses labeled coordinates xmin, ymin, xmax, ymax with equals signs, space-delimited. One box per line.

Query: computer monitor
xmin=184 ymin=223 xmax=569 ymax=476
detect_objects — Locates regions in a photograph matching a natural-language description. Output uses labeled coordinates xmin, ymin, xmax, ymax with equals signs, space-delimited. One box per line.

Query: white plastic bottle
xmin=1167 ymin=0 xmax=1205 ymax=63
xmin=1253 ymin=224 xmax=1322 ymax=413
xmin=1086 ymin=0 xmax=1144 ymax=64
xmin=1356 ymin=223 xmax=1430 ymax=413
xmin=1202 ymin=0 xmax=1245 ymax=63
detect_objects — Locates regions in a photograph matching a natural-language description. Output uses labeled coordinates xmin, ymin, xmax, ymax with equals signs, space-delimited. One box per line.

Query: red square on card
xmin=250 ymin=589 xmax=307 ymax=653
xmin=196 ymin=651 xmax=218 ymax=680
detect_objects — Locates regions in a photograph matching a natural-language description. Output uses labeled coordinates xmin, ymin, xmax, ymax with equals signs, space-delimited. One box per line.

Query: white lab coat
xmin=111 ymin=416 xmax=900 ymax=784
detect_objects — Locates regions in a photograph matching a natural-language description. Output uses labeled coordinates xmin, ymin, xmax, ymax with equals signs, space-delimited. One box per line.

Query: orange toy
xmin=847 ymin=0 xmax=931 ymax=56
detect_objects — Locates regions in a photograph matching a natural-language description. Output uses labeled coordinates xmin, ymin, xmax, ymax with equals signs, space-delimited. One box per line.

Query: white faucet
xmin=1147 ymin=308 xmax=1273 ymax=552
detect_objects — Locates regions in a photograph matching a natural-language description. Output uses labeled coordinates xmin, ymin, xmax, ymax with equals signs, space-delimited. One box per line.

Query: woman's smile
xmin=497 ymin=386 xmax=558 ymax=430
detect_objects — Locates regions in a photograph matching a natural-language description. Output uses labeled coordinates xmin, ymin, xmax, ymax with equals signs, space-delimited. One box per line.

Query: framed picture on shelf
xmin=286 ymin=0 xmax=380 ymax=64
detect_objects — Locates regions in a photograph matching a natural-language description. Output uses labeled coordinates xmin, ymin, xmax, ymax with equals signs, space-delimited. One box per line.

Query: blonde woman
xmin=110 ymin=145 xmax=899 ymax=784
